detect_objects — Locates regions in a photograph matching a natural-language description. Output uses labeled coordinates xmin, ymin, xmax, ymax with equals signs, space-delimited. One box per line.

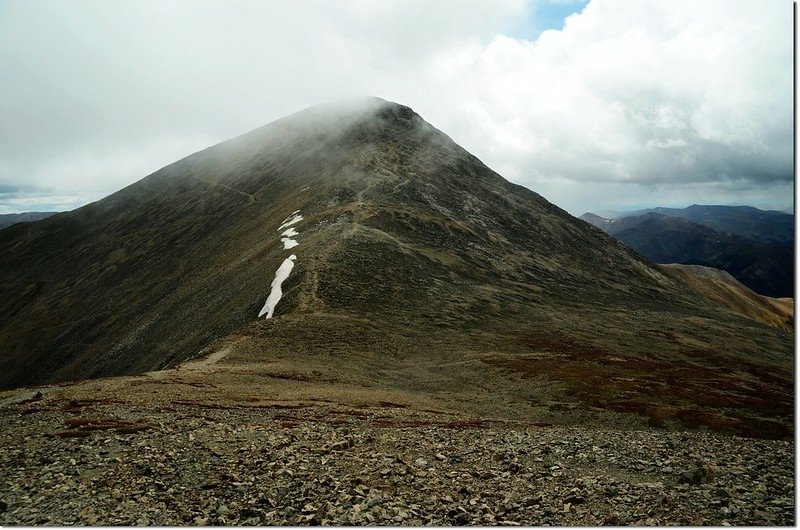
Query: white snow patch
xmin=301 ymin=186 xmax=310 ymax=192
xmin=278 ymin=214 xmax=303 ymax=231
xmin=258 ymin=255 xmax=297 ymax=319
xmin=281 ymin=225 xmax=299 ymax=248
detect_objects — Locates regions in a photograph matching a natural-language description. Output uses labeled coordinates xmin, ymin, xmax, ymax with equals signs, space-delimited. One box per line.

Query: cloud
xmin=0 ymin=0 xmax=792 ymax=214
xmin=0 ymin=192 xmax=105 ymax=214
xmin=0 ymin=0 xmax=524 ymax=196
xmin=422 ymin=0 xmax=792 ymax=211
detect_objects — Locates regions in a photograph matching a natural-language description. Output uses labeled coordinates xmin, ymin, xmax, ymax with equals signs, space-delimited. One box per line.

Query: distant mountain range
xmin=0 ymin=211 xmax=58 ymax=229
xmin=580 ymin=205 xmax=794 ymax=297
xmin=617 ymin=204 xmax=793 ymax=243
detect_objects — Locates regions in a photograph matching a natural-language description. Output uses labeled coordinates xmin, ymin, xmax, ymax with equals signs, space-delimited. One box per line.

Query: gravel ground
xmin=0 ymin=399 xmax=794 ymax=526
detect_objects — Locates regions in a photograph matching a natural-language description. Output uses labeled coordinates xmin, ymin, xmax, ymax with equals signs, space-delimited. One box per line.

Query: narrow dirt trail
xmin=190 ymin=177 xmax=257 ymax=202
xmin=178 ymin=347 xmax=232 ymax=371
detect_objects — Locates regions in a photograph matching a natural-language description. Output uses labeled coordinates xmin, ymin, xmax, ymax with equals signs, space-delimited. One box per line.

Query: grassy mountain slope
xmin=663 ymin=263 xmax=793 ymax=332
xmin=0 ymin=98 xmax=792 ymax=437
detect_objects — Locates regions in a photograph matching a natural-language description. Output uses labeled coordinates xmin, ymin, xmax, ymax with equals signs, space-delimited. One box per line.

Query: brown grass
xmin=62 ymin=398 xmax=127 ymax=414
xmin=483 ymin=332 xmax=793 ymax=439
xmin=55 ymin=430 xmax=92 ymax=438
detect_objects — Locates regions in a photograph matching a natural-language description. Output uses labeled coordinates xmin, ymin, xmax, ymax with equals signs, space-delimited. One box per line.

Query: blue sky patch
xmin=510 ymin=0 xmax=589 ymax=41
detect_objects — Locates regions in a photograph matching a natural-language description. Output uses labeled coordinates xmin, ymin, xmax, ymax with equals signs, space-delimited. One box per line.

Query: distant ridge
xmin=663 ymin=263 xmax=793 ymax=332
xmin=0 ymin=211 xmax=58 ymax=230
xmin=580 ymin=206 xmax=794 ymax=297
xmin=615 ymin=204 xmax=793 ymax=243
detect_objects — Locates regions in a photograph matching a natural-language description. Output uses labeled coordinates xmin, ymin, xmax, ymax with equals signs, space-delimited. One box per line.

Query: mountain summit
xmin=0 ymin=98 xmax=791 ymax=437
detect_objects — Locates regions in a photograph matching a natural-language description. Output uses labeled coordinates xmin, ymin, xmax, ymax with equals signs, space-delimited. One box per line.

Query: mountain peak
xmin=275 ymin=96 xmax=421 ymax=131
xmin=0 ymin=100 xmax=792 ymax=443
xmin=307 ymin=96 xmax=424 ymax=134
xmin=213 ymin=96 xmax=434 ymax=167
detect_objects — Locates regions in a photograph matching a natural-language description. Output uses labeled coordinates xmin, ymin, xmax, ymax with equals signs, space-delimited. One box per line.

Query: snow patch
xmin=259 ymin=209 xmax=305 ymax=318
xmin=258 ymin=255 xmax=297 ymax=319
xmin=280 ymin=218 xmax=300 ymax=249
xmin=301 ymin=186 xmax=310 ymax=192
xmin=278 ymin=214 xmax=303 ymax=231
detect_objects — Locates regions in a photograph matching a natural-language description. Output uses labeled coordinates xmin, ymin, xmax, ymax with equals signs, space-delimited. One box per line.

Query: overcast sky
xmin=0 ymin=0 xmax=793 ymax=215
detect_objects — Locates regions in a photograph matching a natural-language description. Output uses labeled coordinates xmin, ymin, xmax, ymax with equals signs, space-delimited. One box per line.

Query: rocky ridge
xmin=0 ymin=346 xmax=794 ymax=528
xmin=0 ymin=397 xmax=793 ymax=526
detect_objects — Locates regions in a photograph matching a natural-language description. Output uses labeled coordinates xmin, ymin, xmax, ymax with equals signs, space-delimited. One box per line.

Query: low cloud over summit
xmin=0 ymin=0 xmax=791 ymax=214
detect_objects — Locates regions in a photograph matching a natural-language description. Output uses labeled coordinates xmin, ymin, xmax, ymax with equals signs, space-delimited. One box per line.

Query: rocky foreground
xmin=0 ymin=396 xmax=794 ymax=526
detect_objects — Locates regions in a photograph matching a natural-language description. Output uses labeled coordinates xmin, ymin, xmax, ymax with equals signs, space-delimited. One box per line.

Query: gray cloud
xmin=0 ymin=0 xmax=792 ymax=215
xmin=422 ymin=0 xmax=792 ymax=212
xmin=0 ymin=191 xmax=105 ymax=214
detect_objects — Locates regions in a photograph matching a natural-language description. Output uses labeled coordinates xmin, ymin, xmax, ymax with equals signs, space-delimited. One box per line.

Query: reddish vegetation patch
xmin=115 ymin=426 xmax=152 ymax=434
xmin=274 ymin=414 xmax=300 ymax=429
xmin=603 ymin=401 xmax=791 ymax=439
xmin=171 ymin=399 xmax=236 ymax=410
xmin=418 ymin=409 xmax=451 ymax=415
xmin=257 ymin=403 xmax=310 ymax=410
xmin=131 ymin=379 xmax=217 ymax=388
xmin=263 ymin=372 xmax=314 ymax=382
xmin=62 ymin=398 xmax=127 ymax=414
xmin=518 ymin=333 xmax=608 ymax=358
xmin=439 ymin=419 xmax=487 ymax=430
xmin=484 ymin=332 xmax=793 ymax=439
xmin=55 ymin=430 xmax=92 ymax=438
xmin=377 ymin=401 xmax=409 ymax=409
xmin=54 ymin=380 xmax=89 ymax=388
xmin=55 ymin=416 xmax=152 ymax=437
xmin=231 ymin=367 xmax=340 ymax=383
